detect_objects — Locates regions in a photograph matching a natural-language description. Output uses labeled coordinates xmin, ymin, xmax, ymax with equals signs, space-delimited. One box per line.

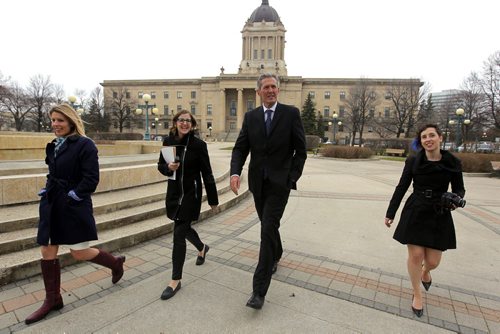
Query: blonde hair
xmin=49 ymin=103 xmax=86 ymax=137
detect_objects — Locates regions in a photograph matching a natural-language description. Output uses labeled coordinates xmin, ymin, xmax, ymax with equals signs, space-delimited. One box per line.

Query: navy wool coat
xmin=157 ymin=132 xmax=219 ymax=221
xmin=37 ymin=135 xmax=99 ymax=245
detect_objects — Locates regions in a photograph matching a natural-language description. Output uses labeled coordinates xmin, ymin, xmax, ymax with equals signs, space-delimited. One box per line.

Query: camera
xmin=440 ymin=192 xmax=466 ymax=209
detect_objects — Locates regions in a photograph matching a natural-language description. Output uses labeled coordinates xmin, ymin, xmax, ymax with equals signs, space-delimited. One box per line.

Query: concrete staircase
xmin=0 ymin=149 xmax=250 ymax=285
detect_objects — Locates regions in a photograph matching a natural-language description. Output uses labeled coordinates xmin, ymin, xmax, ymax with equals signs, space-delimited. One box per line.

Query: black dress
xmin=386 ymin=150 xmax=465 ymax=251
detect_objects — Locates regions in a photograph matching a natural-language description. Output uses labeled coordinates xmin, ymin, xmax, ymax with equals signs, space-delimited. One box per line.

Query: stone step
xmin=0 ymin=176 xmax=250 ymax=285
xmin=0 ymin=179 xmax=233 ymax=255
xmin=0 ymin=166 xmax=230 ymax=233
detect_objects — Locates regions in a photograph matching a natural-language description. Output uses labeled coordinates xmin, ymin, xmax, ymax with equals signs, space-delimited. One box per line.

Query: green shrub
xmin=455 ymin=153 xmax=499 ymax=173
xmin=321 ymin=146 xmax=374 ymax=159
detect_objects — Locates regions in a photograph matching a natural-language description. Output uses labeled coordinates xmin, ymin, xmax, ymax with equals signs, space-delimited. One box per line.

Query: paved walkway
xmin=0 ymin=147 xmax=499 ymax=333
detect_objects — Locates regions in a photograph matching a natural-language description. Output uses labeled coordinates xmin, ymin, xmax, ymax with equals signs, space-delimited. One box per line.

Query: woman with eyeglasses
xmin=157 ymin=110 xmax=219 ymax=300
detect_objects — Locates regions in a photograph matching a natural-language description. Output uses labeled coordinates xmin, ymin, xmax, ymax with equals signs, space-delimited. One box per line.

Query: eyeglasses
xmin=177 ymin=118 xmax=192 ymax=124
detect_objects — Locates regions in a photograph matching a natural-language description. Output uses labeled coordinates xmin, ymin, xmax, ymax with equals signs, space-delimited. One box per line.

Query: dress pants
xmin=252 ymin=179 xmax=290 ymax=296
xmin=172 ymin=219 xmax=204 ymax=280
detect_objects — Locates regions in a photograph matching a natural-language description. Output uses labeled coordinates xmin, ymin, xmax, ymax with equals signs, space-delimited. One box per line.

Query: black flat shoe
xmin=412 ymin=295 xmax=423 ymax=318
xmin=161 ymin=282 xmax=181 ymax=300
xmin=246 ymin=292 xmax=265 ymax=310
xmin=196 ymin=245 xmax=209 ymax=265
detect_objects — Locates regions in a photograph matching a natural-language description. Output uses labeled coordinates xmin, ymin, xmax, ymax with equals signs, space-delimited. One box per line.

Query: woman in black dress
xmin=26 ymin=104 xmax=126 ymax=324
xmin=157 ymin=110 xmax=219 ymax=300
xmin=384 ymin=124 xmax=465 ymax=317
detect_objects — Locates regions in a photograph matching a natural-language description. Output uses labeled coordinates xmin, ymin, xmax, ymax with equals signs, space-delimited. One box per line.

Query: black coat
xmin=157 ymin=133 xmax=218 ymax=221
xmin=386 ymin=150 xmax=465 ymax=251
xmin=230 ymin=103 xmax=307 ymax=196
xmin=37 ymin=135 xmax=99 ymax=245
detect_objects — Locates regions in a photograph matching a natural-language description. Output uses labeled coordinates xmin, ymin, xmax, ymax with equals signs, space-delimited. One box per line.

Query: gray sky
xmin=1 ymin=0 xmax=498 ymax=96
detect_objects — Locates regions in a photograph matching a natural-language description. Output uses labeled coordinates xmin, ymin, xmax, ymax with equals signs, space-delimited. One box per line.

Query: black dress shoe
xmin=246 ymin=292 xmax=265 ymax=309
xmin=421 ymin=279 xmax=432 ymax=291
xmin=411 ymin=295 xmax=423 ymax=318
xmin=161 ymin=282 xmax=181 ymax=300
xmin=196 ymin=245 xmax=209 ymax=265
xmin=272 ymin=261 xmax=278 ymax=274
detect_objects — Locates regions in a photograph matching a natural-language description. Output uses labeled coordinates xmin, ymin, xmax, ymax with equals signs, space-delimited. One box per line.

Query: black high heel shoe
xmin=421 ymin=279 xmax=432 ymax=291
xmin=412 ymin=295 xmax=424 ymax=318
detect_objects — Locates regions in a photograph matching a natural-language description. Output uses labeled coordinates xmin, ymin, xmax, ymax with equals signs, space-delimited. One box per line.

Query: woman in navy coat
xmin=157 ymin=110 xmax=218 ymax=300
xmin=384 ymin=124 xmax=465 ymax=318
xmin=26 ymin=104 xmax=126 ymax=325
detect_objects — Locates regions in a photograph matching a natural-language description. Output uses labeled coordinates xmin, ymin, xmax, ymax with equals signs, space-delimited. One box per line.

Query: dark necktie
xmin=265 ymin=109 xmax=273 ymax=136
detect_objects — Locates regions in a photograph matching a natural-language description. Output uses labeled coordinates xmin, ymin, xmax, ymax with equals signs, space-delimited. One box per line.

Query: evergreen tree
xmin=316 ymin=114 xmax=325 ymax=138
xmin=301 ymin=93 xmax=317 ymax=135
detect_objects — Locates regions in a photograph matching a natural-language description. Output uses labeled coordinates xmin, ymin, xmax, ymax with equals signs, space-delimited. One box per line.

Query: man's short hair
xmin=257 ymin=73 xmax=280 ymax=89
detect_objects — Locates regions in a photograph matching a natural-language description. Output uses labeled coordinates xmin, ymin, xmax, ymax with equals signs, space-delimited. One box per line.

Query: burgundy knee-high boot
xmin=25 ymin=259 xmax=64 ymax=325
xmin=90 ymin=250 xmax=126 ymax=284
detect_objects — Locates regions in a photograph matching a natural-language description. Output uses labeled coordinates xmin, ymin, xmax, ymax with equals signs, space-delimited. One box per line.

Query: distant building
xmin=101 ymin=1 xmax=422 ymax=142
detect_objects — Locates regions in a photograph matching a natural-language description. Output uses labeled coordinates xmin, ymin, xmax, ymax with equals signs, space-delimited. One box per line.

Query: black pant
xmin=171 ymin=219 xmax=204 ymax=280
xmin=252 ymin=179 xmax=290 ymax=297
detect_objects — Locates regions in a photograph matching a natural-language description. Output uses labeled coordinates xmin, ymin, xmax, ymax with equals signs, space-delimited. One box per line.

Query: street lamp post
xmin=135 ymin=94 xmax=159 ymax=141
xmin=68 ymin=96 xmax=84 ymax=114
xmin=455 ymin=108 xmax=465 ymax=149
xmin=328 ymin=113 xmax=339 ymax=144
xmin=208 ymin=126 xmax=212 ymax=137
xmin=154 ymin=117 xmax=159 ymax=139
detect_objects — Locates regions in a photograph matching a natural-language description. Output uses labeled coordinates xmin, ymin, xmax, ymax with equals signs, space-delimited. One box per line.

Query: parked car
xmin=476 ymin=142 xmax=494 ymax=153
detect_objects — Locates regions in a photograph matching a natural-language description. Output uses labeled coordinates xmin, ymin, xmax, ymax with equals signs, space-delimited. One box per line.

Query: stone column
xmin=237 ymin=88 xmax=244 ymax=130
xmin=218 ymin=89 xmax=226 ymax=135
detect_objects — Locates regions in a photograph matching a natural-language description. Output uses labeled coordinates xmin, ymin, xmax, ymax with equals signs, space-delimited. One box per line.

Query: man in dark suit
xmin=230 ymin=73 xmax=307 ymax=309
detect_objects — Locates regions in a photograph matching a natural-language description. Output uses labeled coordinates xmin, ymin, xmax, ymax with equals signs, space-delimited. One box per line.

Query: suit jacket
xmin=231 ymin=102 xmax=307 ymax=196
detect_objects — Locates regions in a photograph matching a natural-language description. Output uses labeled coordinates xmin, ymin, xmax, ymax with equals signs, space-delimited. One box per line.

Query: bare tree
xmin=106 ymin=87 xmax=137 ymax=133
xmin=477 ymin=51 xmax=500 ymax=130
xmin=379 ymin=80 xmax=427 ymax=138
xmin=459 ymin=72 xmax=488 ymax=145
xmin=0 ymin=82 xmax=34 ymax=131
xmin=27 ymin=74 xmax=54 ymax=132
xmin=343 ymin=79 xmax=378 ymax=145
xmin=52 ymin=84 xmax=66 ymax=104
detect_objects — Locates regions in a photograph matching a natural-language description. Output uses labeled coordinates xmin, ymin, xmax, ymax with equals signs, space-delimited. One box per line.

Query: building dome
xmin=249 ymin=0 xmax=280 ymax=23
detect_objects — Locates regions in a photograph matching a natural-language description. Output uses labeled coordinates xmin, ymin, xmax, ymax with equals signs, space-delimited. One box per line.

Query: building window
xmin=384 ymin=107 xmax=390 ymax=118
xmin=369 ymin=108 xmax=375 ymax=117
xmin=190 ymin=104 xmax=196 ymax=114
xmin=125 ymin=91 xmax=130 ymax=99
xmin=191 ymin=91 xmax=196 ymax=99
xmin=230 ymin=100 xmax=236 ymax=116
xmin=164 ymin=91 xmax=169 ymax=99
xmin=340 ymin=91 xmax=346 ymax=100
xmin=323 ymin=106 xmax=330 ymax=117
xmin=308 ymin=91 xmax=315 ymax=98
xmin=324 ymin=91 xmax=331 ymax=99
xmin=207 ymin=121 xmax=212 ymax=130
xmin=268 ymin=49 xmax=272 ymax=59
xmin=164 ymin=122 xmax=169 ymax=129
xmin=177 ymin=91 xmax=182 ymax=99
xmin=246 ymin=100 xmax=254 ymax=112
xmin=163 ymin=105 xmax=169 ymax=115
xmin=261 ymin=49 xmax=265 ymax=59
xmin=253 ymin=49 xmax=258 ymax=59
xmin=177 ymin=105 xmax=182 ymax=111
xmin=151 ymin=91 xmax=156 ymax=99
xmin=138 ymin=92 xmax=143 ymax=99
xmin=207 ymin=104 xmax=212 ymax=115
xmin=385 ymin=92 xmax=391 ymax=100
xmin=339 ymin=106 xmax=345 ymax=118
xmin=230 ymin=122 xmax=236 ymax=130
xmin=113 ymin=92 xmax=118 ymax=99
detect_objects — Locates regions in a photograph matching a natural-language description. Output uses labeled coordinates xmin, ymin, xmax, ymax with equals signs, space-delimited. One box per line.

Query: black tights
xmin=171 ymin=219 xmax=204 ymax=280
